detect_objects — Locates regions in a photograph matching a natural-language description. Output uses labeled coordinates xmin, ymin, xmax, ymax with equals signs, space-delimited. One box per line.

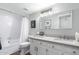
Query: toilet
xmin=20 ymin=42 xmax=30 ymax=55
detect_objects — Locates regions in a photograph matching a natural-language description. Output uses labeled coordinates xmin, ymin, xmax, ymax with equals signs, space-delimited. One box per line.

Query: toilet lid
xmin=20 ymin=42 xmax=30 ymax=48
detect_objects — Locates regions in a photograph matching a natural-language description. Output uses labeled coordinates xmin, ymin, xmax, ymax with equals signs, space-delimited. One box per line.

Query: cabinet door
xmin=63 ymin=48 xmax=79 ymax=55
xmin=30 ymin=44 xmax=38 ymax=55
xmin=30 ymin=45 xmax=35 ymax=55
xmin=38 ymin=46 xmax=47 ymax=55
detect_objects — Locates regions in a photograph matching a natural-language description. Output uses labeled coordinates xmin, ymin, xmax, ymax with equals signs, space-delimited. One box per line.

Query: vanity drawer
xmin=63 ymin=47 xmax=79 ymax=55
xmin=38 ymin=41 xmax=49 ymax=47
xmin=50 ymin=43 xmax=79 ymax=55
xmin=45 ymin=42 xmax=62 ymax=50
xmin=30 ymin=39 xmax=40 ymax=45
xmin=47 ymin=48 xmax=63 ymax=55
xmin=31 ymin=39 xmax=48 ymax=47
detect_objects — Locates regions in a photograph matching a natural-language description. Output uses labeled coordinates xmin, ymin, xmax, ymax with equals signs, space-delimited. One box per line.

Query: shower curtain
xmin=20 ymin=17 xmax=29 ymax=43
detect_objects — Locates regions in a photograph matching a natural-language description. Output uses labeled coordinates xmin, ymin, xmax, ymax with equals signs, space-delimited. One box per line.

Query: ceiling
xmin=0 ymin=3 xmax=55 ymax=16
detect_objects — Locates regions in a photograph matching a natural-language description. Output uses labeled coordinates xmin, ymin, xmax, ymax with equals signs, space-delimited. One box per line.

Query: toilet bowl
xmin=20 ymin=42 xmax=30 ymax=55
xmin=20 ymin=42 xmax=30 ymax=48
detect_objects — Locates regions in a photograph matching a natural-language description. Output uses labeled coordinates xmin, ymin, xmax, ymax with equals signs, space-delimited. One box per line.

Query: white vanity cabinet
xmin=30 ymin=39 xmax=47 ymax=55
xmin=29 ymin=37 xmax=79 ymax=55
xmin=30 ymin=38 xmax=62 ymax=55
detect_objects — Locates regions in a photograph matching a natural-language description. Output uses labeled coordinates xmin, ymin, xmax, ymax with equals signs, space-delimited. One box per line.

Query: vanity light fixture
xmin=41 ymin=8 xmax=52 ymax=14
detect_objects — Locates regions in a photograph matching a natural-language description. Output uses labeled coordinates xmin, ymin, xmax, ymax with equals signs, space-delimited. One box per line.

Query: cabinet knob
xmin=40 ymin=42 xmax=42 ymax=44
xmin=73 ymin=51 xmax=76 ymax=54
xmin=8 ymin=41 xmax=10 ymax=43
xmin=34 ymin=47 xmax=38 ymax=52
xmin=52 ymin=46 xmax=54 ymax=48
xmin=46 ymin=49 xmax=48 ymax=52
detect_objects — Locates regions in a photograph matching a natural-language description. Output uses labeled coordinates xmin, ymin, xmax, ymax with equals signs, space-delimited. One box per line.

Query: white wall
xmin=29 ymin=3 xmax=79 ymax=39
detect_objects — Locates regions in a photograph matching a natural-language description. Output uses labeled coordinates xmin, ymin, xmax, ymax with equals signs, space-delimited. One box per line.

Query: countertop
xmin=29 ymin=35 xmax=79 ymax=47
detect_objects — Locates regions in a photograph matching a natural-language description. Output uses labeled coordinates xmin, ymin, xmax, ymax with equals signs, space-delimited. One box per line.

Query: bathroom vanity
xmin=29 ymin=35 xmax=79 ymax=55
